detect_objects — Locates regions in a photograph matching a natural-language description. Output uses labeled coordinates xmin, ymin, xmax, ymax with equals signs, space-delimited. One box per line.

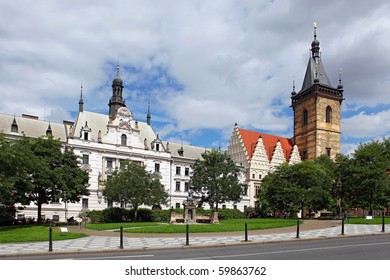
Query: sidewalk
xmin=0 ymin=220 xmax=388 ymax=257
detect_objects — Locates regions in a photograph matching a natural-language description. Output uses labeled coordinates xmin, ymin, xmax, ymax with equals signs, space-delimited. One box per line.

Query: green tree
xmin=260 ymin=163 xmax=301 ymax=216
xmin=103 ymin=161 xmax=168 ymax=221
xmin=190 ymin=149 xmax=246 ymax=211
xmin=260 ymin=160 xmax=333 ymax=218
xmin=58 ymin=148 xmax=90 ymax=220
xmin=345 ymin=140 xmax=390 ymax=214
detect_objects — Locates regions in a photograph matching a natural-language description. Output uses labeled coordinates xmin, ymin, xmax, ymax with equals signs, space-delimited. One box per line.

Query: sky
xmin=1 ymin=0 xmax=390 ymax=155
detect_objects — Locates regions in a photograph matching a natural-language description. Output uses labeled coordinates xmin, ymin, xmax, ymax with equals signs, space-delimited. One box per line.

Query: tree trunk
xmin=134 ymin=206 xmax=138 ymax=222
xmin=37 ymin=201 xmax=42 ymax=225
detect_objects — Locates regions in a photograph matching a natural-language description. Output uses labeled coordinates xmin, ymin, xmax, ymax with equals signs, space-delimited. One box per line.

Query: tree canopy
xmin=260 ymin=160 xmax=333 ymax=217
xmin=190 ymin=149 xmax=246 ymax=211
xmin=0 ymin=136 xmax=90 ymax=224
xmin=103 ymin=160 xmax=168 ymax=221
xmin=340 ymin=140 xmax=390 ymax=214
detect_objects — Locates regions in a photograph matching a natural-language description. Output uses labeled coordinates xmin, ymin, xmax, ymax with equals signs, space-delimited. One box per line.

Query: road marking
xmin=183 ymin=241 xmax=390 ymax=259
xmin=76 ymin=254 xmax=155 ymax=260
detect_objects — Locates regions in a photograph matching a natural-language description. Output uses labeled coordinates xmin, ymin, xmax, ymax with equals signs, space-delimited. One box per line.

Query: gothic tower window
xmin=326 ymin=106 xmax=332 ymax=123
xmin=121 ymin=134 xmax=127 ymax=146
xmin=303 ymin=109 xmax=308 ymax=125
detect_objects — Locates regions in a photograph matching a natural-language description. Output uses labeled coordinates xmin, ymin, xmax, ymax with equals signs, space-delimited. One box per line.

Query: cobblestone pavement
xmin=0 ymin=221 xmax=388 ymax=257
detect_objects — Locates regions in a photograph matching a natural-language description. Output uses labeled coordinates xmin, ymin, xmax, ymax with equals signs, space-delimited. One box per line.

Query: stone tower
xmin=291 ymin=23 xmax=344 ymax=160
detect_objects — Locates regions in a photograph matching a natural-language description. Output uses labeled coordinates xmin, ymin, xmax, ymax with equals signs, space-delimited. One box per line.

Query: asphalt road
xmin=3 ymin=234 xmax=389 ymax=260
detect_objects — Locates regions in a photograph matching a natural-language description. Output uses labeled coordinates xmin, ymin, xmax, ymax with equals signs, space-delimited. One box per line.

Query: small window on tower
xmin=303 ymin=109 xmax=308 ymax=125
xmin=326 ymin=148 xmax=331 ymax=157
xmin=326 ymin=106 xmax=332 ymax=123
xmin=84 ymin=132 xmax=89 ymax=140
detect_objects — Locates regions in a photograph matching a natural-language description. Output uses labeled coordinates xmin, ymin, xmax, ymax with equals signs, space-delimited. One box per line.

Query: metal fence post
xmin=382 ymin=212 xmax=385 ymax=233
xmin=245 ymin=222 xmax=248 ymax=242
xmin=341 ymin=217 xmax=345 ymax=235
xmin=49 ymin=226 xmax=53 ymax=252
xmin=296 ymin=220 xmax=300 ymax=238
xmin=120 ymin=225 xmax=124 ymax=249
xmin=186 ymin=223 xmax=189 ymax=246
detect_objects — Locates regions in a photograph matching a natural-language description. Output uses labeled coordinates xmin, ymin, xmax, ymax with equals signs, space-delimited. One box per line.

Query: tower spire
xmin=147 ymin=101 xmax=151 ymax=126
xmin=338 ymin=68 xmax=344 ymax=91
xmin=79 ymin=82 xmax=84 ymax=112
xmin=109 ymin=64 xmax=125 ymax=121
xmin=311 ymin=21 xmax=320 ymax=59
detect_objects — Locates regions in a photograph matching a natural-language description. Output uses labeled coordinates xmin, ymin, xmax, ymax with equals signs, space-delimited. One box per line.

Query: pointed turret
xmin=108 ymin=65 xmax=126 ymax=121
xmin=79 ymin=83 xmax=84 ymax=112
xmin=147 ymin=101 xmax=151 ymax=126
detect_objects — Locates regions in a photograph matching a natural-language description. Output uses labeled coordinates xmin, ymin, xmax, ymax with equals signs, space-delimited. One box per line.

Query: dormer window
xmin=11 ymin=117 xmax=18 ymax=133
xmin=156 ymin=143 xmax=160 ymax=151
xmin=80 ymin=121 xmax=92 ymax=141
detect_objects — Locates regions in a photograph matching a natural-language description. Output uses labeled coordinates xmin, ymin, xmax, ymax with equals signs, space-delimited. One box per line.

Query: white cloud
xmin=343 ymin=110 xmax=390 ymax=139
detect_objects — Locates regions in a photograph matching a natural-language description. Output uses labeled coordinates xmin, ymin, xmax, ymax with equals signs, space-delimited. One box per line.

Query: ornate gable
xmin=270 ymin=141 xmax=286 ymax=170
xmin=250 ymin=137 xmax=270 ymax=171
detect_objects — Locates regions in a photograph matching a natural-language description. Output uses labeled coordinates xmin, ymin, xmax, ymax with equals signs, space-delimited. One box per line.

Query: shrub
xmin=217 ymin=208 xmax=245 ymax=220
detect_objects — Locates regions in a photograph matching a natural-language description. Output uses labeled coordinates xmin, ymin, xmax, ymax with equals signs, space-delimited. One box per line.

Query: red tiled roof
xmin=238 ymin=128 xmax=294 ymax=161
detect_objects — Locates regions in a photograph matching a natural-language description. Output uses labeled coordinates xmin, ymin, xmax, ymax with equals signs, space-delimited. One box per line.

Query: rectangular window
xmin=155 ymin=163 xmax=160 ymax=173
xmin=175 ymin=203 xmax=180 ymax=209
xmin=234 ymin=205 xmax=237 ymax=210
xmin=185 ymin=167 xmax=190 ymax=176
xmin=242 ymin=186 xmax=248 ymax=196
xmin=82 ymin=154 xmax=89 ymax=165
xmin=176 ymin=166 xmax=181 ymax=175
xmin=255 ymin=184 xmax=261 ymax=196
xmin=82 ymin=198 xmax=88 ymax=209
xmin=156 ymin=144 xmax=160 ymax=151
xmin=120 ymin=159 xmax=126 ymax=170
xmin=52 ymin=215 xmax=59 ymax=222
xmin=259 ymin=174 xmax=262 ymax=180
xmin=84 ymin=132 xmax=88 ymax=140
xmin=252 ymin=174 xmax=255 ymax=179
xmin=222 ymin=205 xmax=226 ymax=209
xmin=326 ymin=148 xmax=331 ymax=157
xmin=106 ymin=158 xmax=113 ymax=168
xmin=107 ymin=199 xmax=113 ymax=208
xmin=184 ymin=182 xmax=189 ymax=192
xmin=175 ymin=181 xmax=181 ymax=191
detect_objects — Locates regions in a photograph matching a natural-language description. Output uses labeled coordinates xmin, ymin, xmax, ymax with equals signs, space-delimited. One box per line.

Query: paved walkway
xmin=0 ymin=221 xmax=388 ymax=257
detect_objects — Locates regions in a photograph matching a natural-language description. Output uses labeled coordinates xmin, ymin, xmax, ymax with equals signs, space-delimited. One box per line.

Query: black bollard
xmin=341 ymin=217 xmax=345 ymax=235
xmin=382 ymin=212 xmax=385 ymax=233
xmin=120 ymin=226 xmax=124 ymax=249
xmin=186 ymin=224 xmax=189 ymax=246
xmin=49 ymin=226 xmax=53 ymax=252
xmin=296 ymin=220 xmax=300 ymax=238
xmin=245 ymin=223 xmax=248 ymax=242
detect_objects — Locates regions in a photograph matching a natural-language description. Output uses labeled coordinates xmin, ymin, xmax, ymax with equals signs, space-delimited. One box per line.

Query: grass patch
xmin=0 ymin=225 xmax=87 ymax=244
xmin=346 ymin=217 xmax=390 ymax=225
xmin=99 ymin=219 xmax=298 ymax=234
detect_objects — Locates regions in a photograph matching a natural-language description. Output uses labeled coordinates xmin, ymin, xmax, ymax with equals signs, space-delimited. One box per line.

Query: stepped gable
xmin=237 ymin=128 xmax=293 ymax=161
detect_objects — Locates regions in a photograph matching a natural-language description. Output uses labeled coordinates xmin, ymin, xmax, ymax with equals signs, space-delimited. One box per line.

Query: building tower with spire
xmin=291 ymin=22 xmax=344 ymax=160
xmin=108 ymin=65 xmax=126 ymax=121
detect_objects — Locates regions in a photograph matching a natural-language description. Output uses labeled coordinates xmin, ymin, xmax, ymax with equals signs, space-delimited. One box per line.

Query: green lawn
xmin=0 ymin=225 xmax=87 ymax=244
xmin=346 ymin=216 xmax=390 ymax=225
xmin=87 ymin=218 xmax=298 ymax=234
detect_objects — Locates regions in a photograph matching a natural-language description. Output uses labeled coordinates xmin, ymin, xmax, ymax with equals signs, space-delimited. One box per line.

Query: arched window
xmin=121 ymin=134 xmax=127 ymax=146
xmin=326 ymin=106 xmax=332 ymax=123
xmin=303 ymin=109 xmax=308 ymax=125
